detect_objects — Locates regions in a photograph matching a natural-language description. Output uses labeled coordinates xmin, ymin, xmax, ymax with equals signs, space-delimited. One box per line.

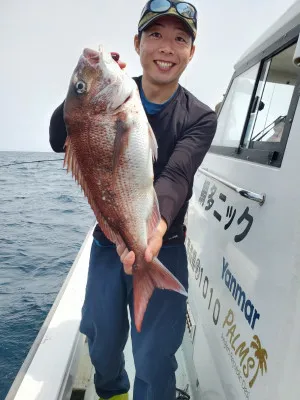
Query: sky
xmin=0 ymin=0 xmax=297 ymax=152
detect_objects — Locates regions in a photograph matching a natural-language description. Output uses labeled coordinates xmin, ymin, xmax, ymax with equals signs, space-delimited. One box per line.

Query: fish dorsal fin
xmin=147 ymin=190 xmax=161 ymax=238
xmin=148 ymin=125 xmax=158 ymax=161
xmin=64 ymin=136 xmax=91 ymax=197
xmin=64 ymin=136 xmax=124 ymax=247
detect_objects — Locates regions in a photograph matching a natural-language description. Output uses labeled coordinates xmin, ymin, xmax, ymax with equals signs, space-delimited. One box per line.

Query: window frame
xmin=210 ymin=24 xmax=300 ymax=168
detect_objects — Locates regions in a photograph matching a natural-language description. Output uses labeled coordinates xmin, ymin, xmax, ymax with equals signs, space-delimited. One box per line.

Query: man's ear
xmin=134 ymin=34 xmax=141 ymax=55
xmin=189 ymin=44 xmax=195 ymax=62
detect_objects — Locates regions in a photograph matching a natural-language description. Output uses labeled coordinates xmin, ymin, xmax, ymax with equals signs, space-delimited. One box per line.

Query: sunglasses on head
xmin=141 ymin=0 xmax=197 ymax=26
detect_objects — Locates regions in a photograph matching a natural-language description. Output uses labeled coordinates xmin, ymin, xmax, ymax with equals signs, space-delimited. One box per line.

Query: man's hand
xmin=116 ymin=218 xmax=168 ymax=275
xmin=111 ymin=52 xmax=127 ymax=69
xmin=116 ymin=244 xmax=135 ymax=275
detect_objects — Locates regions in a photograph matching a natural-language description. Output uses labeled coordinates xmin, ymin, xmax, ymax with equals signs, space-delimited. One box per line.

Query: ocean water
xmin=0 ymin=151 xmax=95 ymax=399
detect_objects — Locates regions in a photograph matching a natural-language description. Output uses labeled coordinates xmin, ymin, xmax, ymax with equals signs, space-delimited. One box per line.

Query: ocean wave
xmin=56 ymin=194 xmax=74 ymax=203
xmin=0 ymin=238 xmax=15 ymax=245
xmin=0 ymin=151 xmax=94 ymax=399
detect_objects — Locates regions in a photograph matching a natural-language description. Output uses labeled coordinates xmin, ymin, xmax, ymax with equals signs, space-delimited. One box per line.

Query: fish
xmin=63 ymin=46 xmax=187 ymax=332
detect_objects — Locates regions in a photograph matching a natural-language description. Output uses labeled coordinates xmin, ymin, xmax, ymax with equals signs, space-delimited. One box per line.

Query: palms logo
xmin=249 ymin=335 xmax=268 ymax=388
xmin=222 ymin=309 xmax=268 ymax=394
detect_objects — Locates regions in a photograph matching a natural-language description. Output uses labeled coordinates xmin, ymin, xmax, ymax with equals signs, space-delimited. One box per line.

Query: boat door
xmin=185 ymin=7 xmax=300 ymax=400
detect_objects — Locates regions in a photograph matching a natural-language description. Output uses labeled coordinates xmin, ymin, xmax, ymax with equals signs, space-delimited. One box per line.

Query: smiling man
xmin=49 ymin=1 xmax=217 ymax=399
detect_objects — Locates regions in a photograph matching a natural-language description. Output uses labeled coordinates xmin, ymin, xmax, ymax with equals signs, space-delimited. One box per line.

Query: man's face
xmin=135 ymin=15 xmax=195 ymax=86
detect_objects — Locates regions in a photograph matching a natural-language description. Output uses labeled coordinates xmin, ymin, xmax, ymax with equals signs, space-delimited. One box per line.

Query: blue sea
xmin=0 ymin=151 xmax=95 ymax=399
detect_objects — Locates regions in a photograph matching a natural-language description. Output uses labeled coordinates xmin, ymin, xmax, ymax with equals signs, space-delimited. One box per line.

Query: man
xmin=49 ymin=1 xmax=217 ymax=399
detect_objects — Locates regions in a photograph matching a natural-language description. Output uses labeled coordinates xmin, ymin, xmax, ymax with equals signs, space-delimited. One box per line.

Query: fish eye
xmin=75 ymin=81 xmax=86 ymax=94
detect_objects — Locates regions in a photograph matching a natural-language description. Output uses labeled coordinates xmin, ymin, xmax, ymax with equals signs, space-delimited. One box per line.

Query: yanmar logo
xmin=222 ymin=257 xmax=260 ymax=330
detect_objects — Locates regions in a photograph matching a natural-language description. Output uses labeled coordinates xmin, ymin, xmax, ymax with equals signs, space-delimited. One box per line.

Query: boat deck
xmin=74 ymin=328 xmax=192 ymax=400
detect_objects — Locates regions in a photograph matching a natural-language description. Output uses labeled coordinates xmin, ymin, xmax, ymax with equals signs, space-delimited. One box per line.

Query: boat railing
xmin=4 ymin=225 xmax=95 ymax=400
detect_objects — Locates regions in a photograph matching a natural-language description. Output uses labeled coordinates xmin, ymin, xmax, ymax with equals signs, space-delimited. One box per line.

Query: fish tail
xmin=133 ymin=257 xmax=187 ymax=332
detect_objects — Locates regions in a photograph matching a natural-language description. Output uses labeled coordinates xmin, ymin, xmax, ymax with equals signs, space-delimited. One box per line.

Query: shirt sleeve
xmin=49 ymin=101 xmax=67 ymax=153
xmin=154 ymin=111 xmax=217 ymax=228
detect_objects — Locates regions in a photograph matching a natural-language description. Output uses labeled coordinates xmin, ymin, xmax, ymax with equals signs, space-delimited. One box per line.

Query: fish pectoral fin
xmin=133 ymin=257 xmax=187 ymax=332
xmin=147 ymin=191 xmax=161 ymax=237
xmin=112 ymin=115 xmax=131 ymax=179
xmin=148 ymin=125 xmax=158 ymax=161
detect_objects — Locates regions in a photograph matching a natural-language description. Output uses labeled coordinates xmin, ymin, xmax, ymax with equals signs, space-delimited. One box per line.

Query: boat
xmin=5 ymin=1 xmax=300 ymax=399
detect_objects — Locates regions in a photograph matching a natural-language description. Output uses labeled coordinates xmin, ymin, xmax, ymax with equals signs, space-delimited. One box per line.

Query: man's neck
xmin=141 ymin=76 xmax=178 ymax=104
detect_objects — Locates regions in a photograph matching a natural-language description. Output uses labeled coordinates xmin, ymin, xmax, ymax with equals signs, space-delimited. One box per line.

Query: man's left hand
xmin=144 ymin=218 xmax=167 ymax=263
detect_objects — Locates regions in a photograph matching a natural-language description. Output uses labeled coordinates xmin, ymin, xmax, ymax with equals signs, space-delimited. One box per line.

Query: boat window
xmin=242 ymin=43 xmax=298 ymax=146
xmin=209 ymin=34 xmax=300 ymax=167
xmin=212 ymin=64 xmax=260 ymax=147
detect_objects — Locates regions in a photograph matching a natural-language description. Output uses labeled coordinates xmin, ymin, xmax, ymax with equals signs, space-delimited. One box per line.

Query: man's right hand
xmin=111 ymin=52 xmax=127 ymax=69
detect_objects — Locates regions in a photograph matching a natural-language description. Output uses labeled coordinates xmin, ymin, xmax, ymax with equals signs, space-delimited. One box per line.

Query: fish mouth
xmin=82 ymin=47 xmax=119 ymax=70
xmin=83 ymin=48 xmax=100 ymax=67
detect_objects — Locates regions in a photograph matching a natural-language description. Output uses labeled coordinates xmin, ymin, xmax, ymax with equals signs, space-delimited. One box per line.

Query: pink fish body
xmin=63 ymin=47 xmax=187 ymax=332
